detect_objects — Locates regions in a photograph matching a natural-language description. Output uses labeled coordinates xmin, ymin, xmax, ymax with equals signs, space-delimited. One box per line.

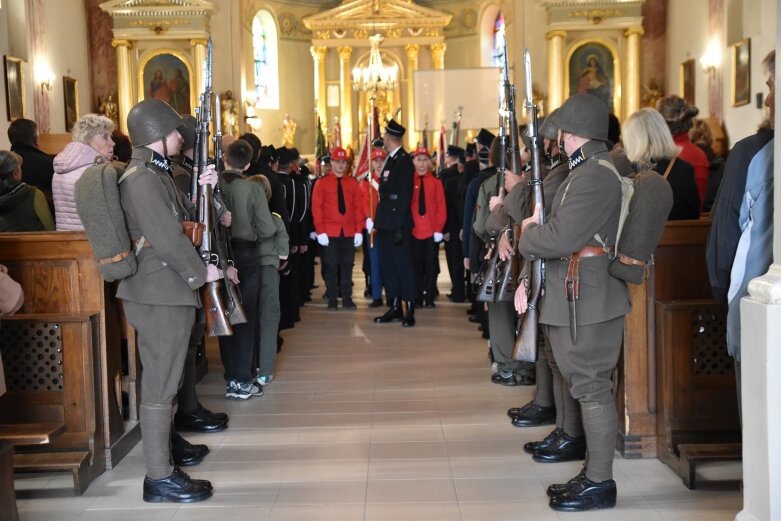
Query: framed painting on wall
xmin=680 ymin=59 xmax=695 ymax=105
xmin=566 ymin=40 xmax=620 ymax=116
xmin=63 ymin=76 xmax=78 ymax=132
xmin=138 ymin=50 xmax=193 ymax=115
xmin=3 ymin=55 xmax=24 ymax=121
xmin=732 ymin=39 xmax=751 ymax=106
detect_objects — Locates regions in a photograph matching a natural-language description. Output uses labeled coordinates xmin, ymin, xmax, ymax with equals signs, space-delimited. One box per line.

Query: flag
xmin=354 ymin=130 xmax=370 ymax=179
xmin=315 ymin=116 xmax=327 ymax=161
xmin=438 ymin=122 xmax=447 ymax=172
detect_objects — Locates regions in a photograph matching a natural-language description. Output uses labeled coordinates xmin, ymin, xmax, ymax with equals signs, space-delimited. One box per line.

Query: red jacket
xmin=359 ymin=175 xmax=380 ymax=221
xmin=410 ymin=171 xmax=446 ymax=240
xmin=312 ymin=173 xmax=366 ymax=237
xmin=674 ymin=133 xmax=708 ymax=211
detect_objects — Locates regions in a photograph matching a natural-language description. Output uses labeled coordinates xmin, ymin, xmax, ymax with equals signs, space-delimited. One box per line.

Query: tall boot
xmin=402 ymin=300 xmax=416 ymax=327
xmin=140 ymin=403 xmax=175 ymax=479
xmin=374 ymin=297 xmax=403 ymax=323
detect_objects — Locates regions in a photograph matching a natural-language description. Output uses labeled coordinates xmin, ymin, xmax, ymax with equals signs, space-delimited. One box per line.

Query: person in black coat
xmin=7 ymin=118 xmax=54 ymax=208
xmin=373 ymin=119 xmax=417 ymax=327
xmin=442 ymin=146 xmax=466 ymax=302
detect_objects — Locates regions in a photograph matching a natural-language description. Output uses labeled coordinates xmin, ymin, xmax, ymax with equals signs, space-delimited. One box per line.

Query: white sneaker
xmin=255 ymin=374 xmax=274 ymax=387
xmin=226 ymin=380 xmax=263 ymax=400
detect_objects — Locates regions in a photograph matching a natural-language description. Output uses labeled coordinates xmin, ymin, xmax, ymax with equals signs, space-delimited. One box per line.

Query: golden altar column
xmin=405 ymin=44 xmax=420 ymax=149
xmin=624 ymin=27 xmax=644 ymax=117
xmin=112 ymin=39 xmax=133 ymax=134
xmin=311 ymin=46 xmax=328 ymax=125
xmin=337 ymin=46 xmax=354 ymax=148
xmin=546 ymin=30 xmax=567 ymax=112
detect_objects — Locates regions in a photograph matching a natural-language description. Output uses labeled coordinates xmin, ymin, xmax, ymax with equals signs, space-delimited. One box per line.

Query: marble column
xmin=112 ymin=39 xmax=133 ymax=134
xmin=430 ymin=42 xmax=446 ymax=70
xmin=337 ymin=46 xmax=353 ymax=148
xmin=624 ymin=27 xmax=644 ymax=118
xmin=547 ymin=30 xmax=567 ymax=112
xmin=311 ymin=46 xmax=328 ymax=126
xmin=191 ymin=38 xmax=207 ymax=96
xmin=405 ymin=44 xmax=420 ymax=149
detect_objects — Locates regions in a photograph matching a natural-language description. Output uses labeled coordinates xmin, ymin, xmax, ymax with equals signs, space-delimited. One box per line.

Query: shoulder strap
xmin=118 ymin=166 xmax=138 ymax=184
xmin=662 ymin=156 xmax=677 ymax=179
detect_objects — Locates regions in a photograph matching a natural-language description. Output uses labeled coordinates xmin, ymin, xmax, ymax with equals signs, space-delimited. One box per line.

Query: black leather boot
xmin=174 ymin=403 xmax=228 ymax=433
xmin=374 ymin=298 xmax=403 ymax=323
xmin=143 ymin=466 xmax=212 ymax=503
xmin=547 ymin=466 xmax=587 ymax=497
xmin=532 ymin=430 xmax=586 ymax=463
xmin=548 ymin=477 xmax=616 ymax=511
xmin=401 ymin=300 xmax=415 ymax=327
xmin=523 ymin=427 xmax=563 ymax=454
xmin=509 ymin=401 xmax=556 ymax=427
xmin=171 ymin=430 xmax=209 ymax=467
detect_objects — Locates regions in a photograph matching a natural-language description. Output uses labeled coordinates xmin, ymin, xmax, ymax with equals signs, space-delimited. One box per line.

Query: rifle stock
xmin=475 ymin=247 xmax=499 ymax=302
xmin=202 ymin=280 xmax=232 ymax=336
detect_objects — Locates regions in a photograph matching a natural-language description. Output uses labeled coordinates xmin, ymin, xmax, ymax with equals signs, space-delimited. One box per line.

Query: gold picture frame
xmin=3 ymin=55 xmax=25 ymax=121
xmin=680 ymin=59 xmax=695 ymax=105
xmin=137 ymin=48 xmax=195 ymax=115
xmin=63 ymin=76 xmax=79 ymax=132
xmin=565 ymin=38 xmax=622 ymax=118
xmin=732 ymin=38 xmax=751 ymax=107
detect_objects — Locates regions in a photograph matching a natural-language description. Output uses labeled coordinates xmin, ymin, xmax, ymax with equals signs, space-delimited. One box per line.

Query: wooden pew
xmin=616 ymin=218 xmax=741 ymax=487
xmin=0 ymin=232 xmax=142 ymax=494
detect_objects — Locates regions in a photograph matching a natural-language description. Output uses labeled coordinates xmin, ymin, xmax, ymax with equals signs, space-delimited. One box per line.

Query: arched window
xmin=492 ymin=12 xmax=506 ymax=67
xmin=252 ymin=10 xmax=279 ymax=109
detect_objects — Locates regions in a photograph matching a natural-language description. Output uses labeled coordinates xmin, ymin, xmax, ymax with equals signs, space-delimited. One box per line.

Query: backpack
xmin=598 ymin=156 xmax=674 ymax=285
xmin=75 ymin=159 xmax=140 ymax=282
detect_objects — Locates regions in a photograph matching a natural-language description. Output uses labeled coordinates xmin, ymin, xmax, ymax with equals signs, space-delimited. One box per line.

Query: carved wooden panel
xmin=0 ymin=321 xmax=64 ymax=392
xmin=692 ymin=307 xmax=732 ymax=377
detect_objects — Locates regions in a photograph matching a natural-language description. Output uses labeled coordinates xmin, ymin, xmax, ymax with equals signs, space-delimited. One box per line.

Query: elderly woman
xmin=656 ymin=95 xmax=709 ymax=211
xmin=0 ymin=150 xmax=54 ymax=231
xmin=53 ymin=113 xmax=115 ymax=230
xmin=623 ymin=108 xmax=700 ymax=220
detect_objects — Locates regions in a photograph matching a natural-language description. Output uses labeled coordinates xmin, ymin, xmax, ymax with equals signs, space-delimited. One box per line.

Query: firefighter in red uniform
xmin=359 ymin=148 xmax=386 ymax=307
xmin=311 ymin=147 xmax=367 ymax=310
xmin=410 ymin=147 xmax=447 ymax=309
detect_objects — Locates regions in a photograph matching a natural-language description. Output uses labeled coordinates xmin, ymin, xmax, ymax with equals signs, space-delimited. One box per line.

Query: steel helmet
xmin=178 ymin=115 xmax=197 ymax=151
xmin=127 ymin=99 xmax=183 ymax=146
xmin=540 ymin=109 xmax=560 ymax=140
xmin=548 ymin=93 xmax=608 ymax=141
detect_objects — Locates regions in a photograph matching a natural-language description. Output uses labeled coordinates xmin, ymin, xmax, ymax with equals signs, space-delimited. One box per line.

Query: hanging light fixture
xmin=352 ymin=33 xmax=398 ymax=93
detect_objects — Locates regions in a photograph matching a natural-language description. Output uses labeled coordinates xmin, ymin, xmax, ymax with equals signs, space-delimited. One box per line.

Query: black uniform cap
xmin=384 ymin=119 xmax=406 ymax=138
xmin=446 ymin=145 xmax=465 ymax=157
xmin=476 ymin=128 xmax=496 ymax=148
xmin=277 ymin=147 xmax=296 ymax=166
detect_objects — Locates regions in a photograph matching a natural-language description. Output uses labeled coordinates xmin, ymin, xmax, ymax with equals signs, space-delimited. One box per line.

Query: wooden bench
xmin=678 ymin=442 xmax=742 ymax=489
xmin=0 ymin=423 xmax=65 ymax=521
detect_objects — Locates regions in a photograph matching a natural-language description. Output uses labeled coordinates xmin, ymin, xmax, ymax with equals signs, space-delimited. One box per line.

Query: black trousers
xmin=444 ymin=235 xmax=465 ymax=299
xmin=377 ymin=229 xmax=415 ymax=301
xmin=217 ymin=242 xmax=259 ymax=383
xmin=412 ymin=237 xmax=439 ymax=302
xmin=322 ymin=236 xmax=355 ymax=301
xmin=279 ymin=252 xmax=299 ymax=328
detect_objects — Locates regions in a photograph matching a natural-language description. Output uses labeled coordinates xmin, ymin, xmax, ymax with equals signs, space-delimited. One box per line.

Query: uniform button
xmin=188 ymin=277 xmax=195 ymax=283
xmin=161 ymin=261 xmax=167 ymax=267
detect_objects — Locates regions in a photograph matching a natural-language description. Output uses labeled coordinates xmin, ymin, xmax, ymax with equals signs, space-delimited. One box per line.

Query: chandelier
xmin=352 ymin=34 xmax=398 ymax=93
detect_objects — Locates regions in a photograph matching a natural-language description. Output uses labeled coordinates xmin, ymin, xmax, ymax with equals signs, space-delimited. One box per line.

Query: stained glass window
xmin=252 ymin=10 xmax=279 ymax=109
xmin=492 ymin=12 xmax=506 ymax=67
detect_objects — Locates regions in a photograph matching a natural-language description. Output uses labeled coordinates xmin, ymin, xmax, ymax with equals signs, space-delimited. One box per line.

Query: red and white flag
xmin=437 ymin=122 xmax=447 ymax=172
xmin=354 ymin=131 xmax=370 ymax=179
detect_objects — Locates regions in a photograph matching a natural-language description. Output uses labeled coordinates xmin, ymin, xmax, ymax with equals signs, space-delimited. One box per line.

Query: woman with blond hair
xmin=52 ymin=113 xmax=115 ymax=230
xmin=623 ymin=107 xmax=700 ymax=220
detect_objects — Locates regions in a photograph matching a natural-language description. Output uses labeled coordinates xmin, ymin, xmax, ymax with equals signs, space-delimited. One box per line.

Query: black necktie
xmin=418 ymin=177 xmax=426 ymax=215
xmin=337 ymin=177 xmax=346 ymax=214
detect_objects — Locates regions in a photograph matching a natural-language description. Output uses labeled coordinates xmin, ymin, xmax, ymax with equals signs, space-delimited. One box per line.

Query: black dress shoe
xmin=375 ymin=299 xmax=403 ymax=323
xmin=523 ymin=428 xmax=564 ymax=454
xmin=448 ymin=295 xmax=465 ymax=303
xmin=468 ymin=315 xmax=481 ymax=323
xmin=547 ymin=466 xmax=587 ymax=497
xmin=368 ymin=298 xmax=384 ymax=308
xmin=327 ymin=299 xmax=338 ymax=310
xmin=491 ymin=371 xmax=518 ymax=386
xmin=532 ymin=431 xmax=586 ymax=463
xmin=424 ymin=300 xmax=436 ymax=309
xmin=341 ymin=298 xmax=357 ymax=310
xmin=175 ymin=404 xmax=228 ymax=433
xmin=514 ymin=372 xmax=536 ymax=386
xmin=508 ymin=401 xmax=556 ymax=427
xmin=171 ymin=432 xmax=209 ymax=467
xmin=143 ymin=466 xmax=212 ymax=503
xmin=548 ymin=477 xmax=616 ymax=512
xmin=401 ymin=300 xmax=415 ymax=327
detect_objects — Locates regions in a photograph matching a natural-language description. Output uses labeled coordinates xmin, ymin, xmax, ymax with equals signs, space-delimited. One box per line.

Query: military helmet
xmin=540 ymin=110 xmax=560 ymax=140
xmin=127 ymin=99 xmax=183 ymax=146
xmin=549 ymin=93 xmax=608 ymax=141
xmin=178 ymin=115 xmax=197 ymax=151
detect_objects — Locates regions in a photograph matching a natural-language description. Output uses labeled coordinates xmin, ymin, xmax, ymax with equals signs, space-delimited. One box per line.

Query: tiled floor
xmin=15 ymin=262 xmax=743 ymax=520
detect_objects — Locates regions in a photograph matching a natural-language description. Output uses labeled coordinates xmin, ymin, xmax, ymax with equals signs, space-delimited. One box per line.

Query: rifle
xmin=195 ymin=37 xmax=233 ymax=337
xmin=212 ymin=92 xmax=248 ymax=326
xmin=512 ymin=49 xmax=545 ymax=362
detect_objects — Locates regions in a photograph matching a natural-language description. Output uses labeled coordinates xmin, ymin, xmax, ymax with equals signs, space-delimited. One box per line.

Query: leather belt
xmin=132 ymin=237 xmax=152 ymax=250
xmin=99 ymin=250 xmax=131 ymax=265
xmin=617 ymin=253 xmax=646 ymax=267
xmin=379 ymin=193 xmax=398 ymax=201
xmin=565 ymin=245 xmax=613 ymax=301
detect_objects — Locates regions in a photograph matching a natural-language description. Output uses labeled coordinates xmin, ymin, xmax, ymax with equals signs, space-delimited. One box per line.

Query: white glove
xmin=309 ymin=231 xmax=317 ymax=241
xmin=365 ymin=217 xmax=374 ymax=233
xmin=433 ymin=232 xmax=443 ymax=243
xmin=354 ymin=233 xmax=363 ymax=247
xmin=317 ymin=233 xmax=329 ymax=246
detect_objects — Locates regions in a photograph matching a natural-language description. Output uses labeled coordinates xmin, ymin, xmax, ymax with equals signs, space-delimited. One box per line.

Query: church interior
xmin=0 ymin=0 xmax=779 ymax=520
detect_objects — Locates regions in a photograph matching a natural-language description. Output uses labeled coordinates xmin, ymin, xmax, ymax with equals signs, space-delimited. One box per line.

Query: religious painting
xmin=732 ymin=39 xmax=751 ymax=107
xmin=3 ymin=55 xmax=24 ymax=121
xmin=567 ymin=41 xmax=617 ymax=115
xmin=139 ymin=51 xmax=192 ymax=115
xmin=63 ymin=76 xmax=78 ymax=132
xmin=680 ymin=59 xmax=695 ymax=105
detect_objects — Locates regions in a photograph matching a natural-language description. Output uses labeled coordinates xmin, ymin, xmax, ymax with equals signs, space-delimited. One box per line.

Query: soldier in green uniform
xmin=516 ymin=94 xmax=630 ymax=511
xmin=119 ymin=99 xmax=223 ymax=503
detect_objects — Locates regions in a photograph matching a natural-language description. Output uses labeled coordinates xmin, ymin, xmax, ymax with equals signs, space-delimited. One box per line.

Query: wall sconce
xmin=35 ymin=62 xmax=54 ymax=93
xmin=244 ymin=100 xmax=262 ymax=131
xmin=700 ymin=39 xmax=721 ymax=77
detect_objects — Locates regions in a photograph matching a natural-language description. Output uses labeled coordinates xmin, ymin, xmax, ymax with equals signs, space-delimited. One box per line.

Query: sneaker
xmin=226 ymin=380 xmax=263 ymax=400
xmin=255 ymin=374 xmax=274 ymax=387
